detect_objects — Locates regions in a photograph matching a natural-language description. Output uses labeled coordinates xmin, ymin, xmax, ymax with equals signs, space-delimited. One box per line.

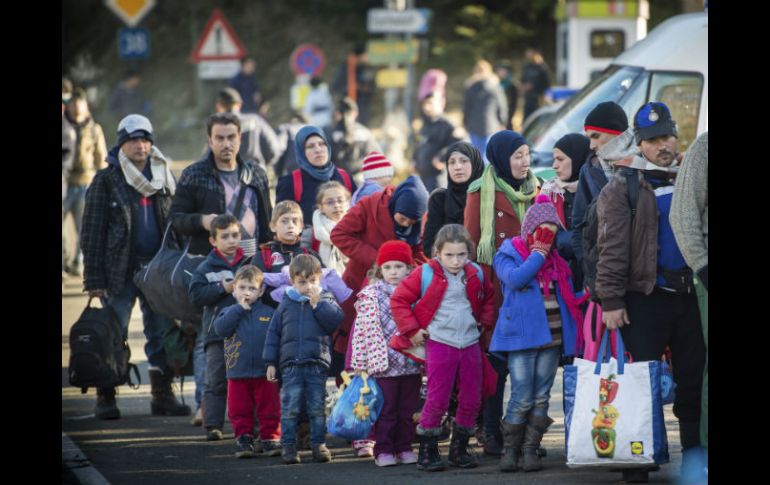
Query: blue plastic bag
xmin=327 ymin=372 xmax=384 ymax=440
xmin=660 ymin=358 xmax=676 ymax=405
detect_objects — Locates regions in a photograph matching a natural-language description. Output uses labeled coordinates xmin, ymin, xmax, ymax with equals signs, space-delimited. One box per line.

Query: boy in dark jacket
xmin=214 ymin=265 xmax=281 ymax=459
xmin=189 ymin=214 xmax=249 ymax=441
xmin=263 ymin=255 xmax=345 ymax=465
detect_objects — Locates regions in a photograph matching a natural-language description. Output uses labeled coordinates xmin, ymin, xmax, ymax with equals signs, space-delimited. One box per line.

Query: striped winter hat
xmin=520 ymin=194 xmax=565 ymax=238
xmin=361 ymin=152 xmax=395 ymax=180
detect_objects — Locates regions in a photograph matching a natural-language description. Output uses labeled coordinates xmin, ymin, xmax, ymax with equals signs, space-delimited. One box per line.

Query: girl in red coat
xmin=390 ymin=224 xmax=495 ymax=472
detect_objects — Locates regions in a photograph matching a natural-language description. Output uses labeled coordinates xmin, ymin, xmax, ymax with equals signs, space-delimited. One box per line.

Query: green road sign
xmin=366 ymin=39 xmax=419 ymax=65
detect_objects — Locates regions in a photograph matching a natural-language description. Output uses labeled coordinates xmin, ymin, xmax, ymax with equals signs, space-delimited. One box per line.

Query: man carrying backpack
xmin=595 ymin=102 xmax=706 ymax=484
xmin=81 ymin=114 xmax=190 ymax=419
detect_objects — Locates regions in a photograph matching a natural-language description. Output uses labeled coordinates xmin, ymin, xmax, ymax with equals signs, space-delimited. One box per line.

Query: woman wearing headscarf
xmin=540 ymin=133 xmax=591 ymax=287
xmin=422 ymin=142 xmax=484 ymax=256
xmin=330 ymin=175 xmax=429 ymax=359
xmin=275 ymin=125 xmax=357 ymax=224
xmin=464 ymin=130 xmax=541 ymax=456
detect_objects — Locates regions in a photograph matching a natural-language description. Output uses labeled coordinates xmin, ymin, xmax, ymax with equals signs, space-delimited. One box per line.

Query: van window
xmin=591 ymin=30 xmax=626 ymax=58
xmin=648 ymin=72 xmax=704 ymax=152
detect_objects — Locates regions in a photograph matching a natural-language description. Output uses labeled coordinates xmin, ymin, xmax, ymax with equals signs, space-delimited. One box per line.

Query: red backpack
xmin=292 ymin=168 xmax=353 ymax=202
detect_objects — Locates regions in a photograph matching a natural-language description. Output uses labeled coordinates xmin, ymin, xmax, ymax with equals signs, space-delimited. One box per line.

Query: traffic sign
xmin=119 ymin=28 xmax=150 ymax=59
xmin=367 ymin=8 xmax=431 ymax=34
xmin=289 ymin=44 xmax=326 ymax=77
xmin=197 ymin=60 xmax=241 ymax=80
xmin=105 ymin=0 xmax=156 ymax=27
xmin=366 ymin=39 xmax=419 ymax=65
xmin=191 ymin=9 xmax=247 ymax=62
xmin=375 ymin=68 xmax=408 ymax=88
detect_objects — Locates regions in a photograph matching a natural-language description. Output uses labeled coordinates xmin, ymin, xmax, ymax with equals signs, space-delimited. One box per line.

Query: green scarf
xmin=468 ymin=165 xmax=540 ymax=265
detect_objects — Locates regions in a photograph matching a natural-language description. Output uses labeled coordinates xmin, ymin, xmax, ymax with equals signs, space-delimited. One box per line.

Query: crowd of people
xmin=62 ymin=51 xmax=707 ymax=484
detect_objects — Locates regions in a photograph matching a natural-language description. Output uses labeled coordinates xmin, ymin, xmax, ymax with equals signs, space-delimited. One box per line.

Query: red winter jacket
xmin=391 ymin=259 xmax=495 ymax=339
xmin=330 ymin=186 xmax=428 ymax=354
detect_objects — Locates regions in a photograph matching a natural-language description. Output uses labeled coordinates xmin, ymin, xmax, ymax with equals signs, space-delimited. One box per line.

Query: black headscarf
xmin=486 ymin=130 xmax=529 ymax=189
xmin=443 ymin=142 xmax=484 ymax=223
xmin=554 ymin=133 xmax=591 ymax=182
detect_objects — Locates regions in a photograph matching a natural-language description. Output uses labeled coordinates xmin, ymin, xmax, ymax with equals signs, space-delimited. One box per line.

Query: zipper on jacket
xmin=296 ymin=302 xmax=304 ymax=364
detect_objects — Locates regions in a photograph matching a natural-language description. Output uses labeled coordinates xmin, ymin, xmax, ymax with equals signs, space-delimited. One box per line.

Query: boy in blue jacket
xmin=214 ymin=265 xmax=282 ymax=459
xmin=189 ymin=214 xmax=248 ymax=441
xmin=263 ymin=254 xmax=344 ymax=465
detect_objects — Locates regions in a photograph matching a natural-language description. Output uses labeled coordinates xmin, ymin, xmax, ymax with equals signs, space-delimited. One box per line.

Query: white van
xmin=525 ymin=12 xmax=708 ymax=168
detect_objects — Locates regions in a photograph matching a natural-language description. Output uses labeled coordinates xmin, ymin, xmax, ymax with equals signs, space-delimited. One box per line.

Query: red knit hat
xmin=377 ymin=240 xmax=412 ymax=267
xmin=361 ymin=151 xmax=395 ymax=181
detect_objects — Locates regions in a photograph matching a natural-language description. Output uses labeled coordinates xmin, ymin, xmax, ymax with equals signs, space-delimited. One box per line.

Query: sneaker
xmin=375 ymin=453 xmax=398 ymax=467
xmin=190 ymin=408 xmax=202 ymax=427
xmin=357 ymin=445 xmax=374 ymax=457
xmin=312 ymin=443 xmax=332 ymax=463
xmin=262 ymin=440 xmax=282 ymax=457
xmin=206 ymin=428 xmax=224 ymax=441
xmin=235 ymin=435 xmax=255 ymax=459
xmin=397 ymin=450 xmax=418 ymax=464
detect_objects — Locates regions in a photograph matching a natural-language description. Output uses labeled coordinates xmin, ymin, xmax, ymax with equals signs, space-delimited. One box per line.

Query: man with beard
xmin=595 ymin=102 xmax=705 ymax=483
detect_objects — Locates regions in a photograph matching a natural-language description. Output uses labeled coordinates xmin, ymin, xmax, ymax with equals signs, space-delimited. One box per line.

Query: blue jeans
xmin=103 ymin=278 xmax=171 ymax=370
xmin=470 ymin=133 xmax=491 ymax=164
xmin=193 ymin=326 xmax=206 ymax=408
xmin=280 ymin=363 xmax=328 ymax=446
xmin=503 ymin=346 xmax=560 ymax=425
xmin=63 ymin=185 xmax=87 ymax=268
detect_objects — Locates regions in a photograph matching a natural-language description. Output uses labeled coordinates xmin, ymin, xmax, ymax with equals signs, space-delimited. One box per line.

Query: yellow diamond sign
xmin=106 ymin=0 xmax=156 ymax=27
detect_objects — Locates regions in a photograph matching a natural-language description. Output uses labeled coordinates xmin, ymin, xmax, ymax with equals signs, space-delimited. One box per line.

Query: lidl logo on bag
xmin=630 ymin=441 xmax=644 ymax=455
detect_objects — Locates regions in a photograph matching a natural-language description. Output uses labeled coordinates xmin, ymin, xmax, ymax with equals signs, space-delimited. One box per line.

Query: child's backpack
xmin=292 ymin=168 xmax=352 ymax=202
xmin=580 ymin=168 xmax=640 ymax=301
xmin=68 ymin=298 xmax=140 ymax=393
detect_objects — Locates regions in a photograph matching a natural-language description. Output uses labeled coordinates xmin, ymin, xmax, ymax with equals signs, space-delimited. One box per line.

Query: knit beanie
xmin=634 ymin=101 xmax=678 ymax=145
xmin=361 ymin=152 xmax=395 ymax=180
xmin=377 ymin=240 xmax=413 ymax=267
xmin=117 ymin=114 xmax=154 ymax=147
xmin=584 ymin=101 xmax=628 ymax=135
xmin=520 ymin=194 xmax=565 ymax=238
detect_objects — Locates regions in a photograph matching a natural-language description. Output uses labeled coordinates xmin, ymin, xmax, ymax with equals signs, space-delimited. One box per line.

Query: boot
xmin=416 ymin=426 xmax=446 ymax=471
xmin=499 ymin=421 xmax=526 ymax=472
xmin=448 ymin=422 xmax=478 ymax=468
xmin=95 ymin=387 xmax=120 ymax=420
xmin=483 ymin=430 xmax=504 ymax=456
xmin=149 ymin=369 xmax=191 ymax=416
xmin=522 ymin=415 xmax=553 ymax=472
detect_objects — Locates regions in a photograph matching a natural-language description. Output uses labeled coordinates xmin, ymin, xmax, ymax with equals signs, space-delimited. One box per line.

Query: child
xmin=213 ymin=265 xmax=282 ymax=458
xmin=255 ymin=200 xmax=323 ymax=306
xmin=263 ymin=254 xmax=345 ymax=464
xmin=350 ymin=240 xmax=423 ymax=467
xmin=351 ymin=152 xmax=395 ymax=205
xmin=311 ymin=181 xmax=350 ymax=276
xmin=391 ymin=224 xmax=495 ymax=471
xmin=189 ymin=214 xmax=249 ymax=441
xmin=490 ymin=195 xmax=588 ymax=473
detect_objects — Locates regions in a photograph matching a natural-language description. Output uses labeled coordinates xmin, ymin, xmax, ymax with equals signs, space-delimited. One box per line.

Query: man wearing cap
xmin=214 ymin=87 xmax=280 ymax=172
xmin=595 ymin=102 xmax=705 ymax=483
xmin=327 ymin=97 xmax=381 ymax=182
xmin=570 ymin=101 xmax=629 ymax=288
xmin=81 ymin=114 xmax=190 ymax=420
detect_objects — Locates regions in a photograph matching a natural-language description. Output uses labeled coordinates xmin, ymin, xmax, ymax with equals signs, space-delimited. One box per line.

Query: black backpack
xmin=68 ymin=298 xmax=140 ymax=393
xmin=581 ymin=168 xmax=640 ymax=302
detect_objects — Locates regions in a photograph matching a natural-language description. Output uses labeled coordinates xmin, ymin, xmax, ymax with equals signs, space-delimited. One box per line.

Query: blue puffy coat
xmin=213 ymin=301 xmax=275 ymax=379
xmin=262 ymin=290 xmax=344 ymax=370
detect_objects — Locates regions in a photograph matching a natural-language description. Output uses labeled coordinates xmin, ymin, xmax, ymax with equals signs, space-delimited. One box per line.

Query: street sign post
xmin=375 ymin=69 xmax=408 ymax=89
xmin=366 ymin=39 xmax=419 ymax=65
xmin=289 ymin=44 xmax=326 ymax=77
xmin=367 ymin=8 xmax=431 ymax=34
xmin=191 ymin=8 xmax=247 ymax=62
xmin=119 ymin=28 xmax=150 ymax=59
xmin=105 ymin=0 xmax=156 ymax=27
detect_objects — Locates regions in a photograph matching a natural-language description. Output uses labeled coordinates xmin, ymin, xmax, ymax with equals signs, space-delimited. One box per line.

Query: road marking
xmin=62 ymin=432 xmax=111 ymax=485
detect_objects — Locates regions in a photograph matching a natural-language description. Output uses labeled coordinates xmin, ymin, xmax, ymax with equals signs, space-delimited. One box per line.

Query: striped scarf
xmin=118 ymin=145 xmax=176 ymax=197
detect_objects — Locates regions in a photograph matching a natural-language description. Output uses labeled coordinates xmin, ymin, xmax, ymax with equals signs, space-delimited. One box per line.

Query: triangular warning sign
xmin=191 ymin=8 xmax=247 ymax=62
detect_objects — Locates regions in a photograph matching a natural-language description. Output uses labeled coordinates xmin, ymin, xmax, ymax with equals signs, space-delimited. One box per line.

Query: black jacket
xmin=81 ymin=148 xmax=175 ymax=295
xmin=170 ymin=153 xmax=272 ymax=256
xmin=413 ymin=116 xmax=461 ymax=177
